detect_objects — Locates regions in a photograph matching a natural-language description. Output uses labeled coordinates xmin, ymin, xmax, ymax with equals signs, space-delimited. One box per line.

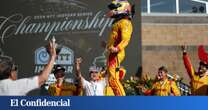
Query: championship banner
xmin=0 ymin=0 xmax=141 ymax=95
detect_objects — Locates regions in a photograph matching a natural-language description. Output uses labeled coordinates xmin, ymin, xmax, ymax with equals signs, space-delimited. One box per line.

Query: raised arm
xmin=38 ymin=41 xmax=57 ymax=86
xmin=75 ymin=58 xmax=83 ymax=79
xmin=181 ymin=46 xmax=195 ymax=79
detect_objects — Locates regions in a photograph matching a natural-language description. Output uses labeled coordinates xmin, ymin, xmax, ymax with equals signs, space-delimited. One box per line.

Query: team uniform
xmin=107 ymin=19 xmax=132 ymax=96
xmin=106 ymin=0 xmax=133 ymax=96
xmin=144 ymin=79 xmax=181 ymax=96
xmin=48 ymin=81 xmax=81 ymax=96
xmin=183 ymin=46 xmax=208 ymax=95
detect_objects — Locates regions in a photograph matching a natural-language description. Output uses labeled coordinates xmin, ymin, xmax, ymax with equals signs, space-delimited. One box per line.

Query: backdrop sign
xmin=0 ymin=0 xmax=141 ymax=95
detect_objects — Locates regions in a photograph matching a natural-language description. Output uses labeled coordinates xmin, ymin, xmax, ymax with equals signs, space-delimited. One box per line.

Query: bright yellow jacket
xmin=106 ymin=18 xmax=132 ymax=96
xmin=48 ymin=82 xmax=81 ymax=96
xmin=145 ymin=79 xmax=181 ymax=96
xmin=153 ymin=79 xmax=181 ymax=96
xmin=183 ymin=53 xmax=208 ymax=95
xmin=107 ymin=18 xmax=133 ymax=65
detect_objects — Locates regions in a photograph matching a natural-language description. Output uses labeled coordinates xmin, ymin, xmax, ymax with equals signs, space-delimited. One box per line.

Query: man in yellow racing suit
xmin=143 ymin=66 xmax=181 ymax=96
xmin=48 ymin=65 xmax=82 ymax=96
xmin=182 ymin=45 xmax=208 ymax=95
xmin=105 ymin=0 xmax=133 ymax=96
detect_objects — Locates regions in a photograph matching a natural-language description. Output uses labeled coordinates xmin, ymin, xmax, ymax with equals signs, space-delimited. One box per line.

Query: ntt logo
xmin=10 ymin=99 xmax=71 ymax=107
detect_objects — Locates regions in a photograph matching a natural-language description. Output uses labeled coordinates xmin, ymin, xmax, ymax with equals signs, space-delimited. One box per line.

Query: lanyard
xmin=93 ymin=84 xmax=97 ymax=96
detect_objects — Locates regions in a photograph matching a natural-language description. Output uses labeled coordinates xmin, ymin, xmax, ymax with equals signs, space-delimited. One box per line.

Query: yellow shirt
xmin=48 ymin=82 xmax=78 ymax=96
xmin=183 ymin=53 xmax=208 ymax=95
xmin=152 ymin=79 xmax=181 ymax=96
xmin=190 ymin=75 xmax=208 ymax=95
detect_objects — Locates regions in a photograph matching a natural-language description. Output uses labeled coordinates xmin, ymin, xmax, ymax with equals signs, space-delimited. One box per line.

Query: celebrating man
xmin=142 ymin=66 xmax=181 ymax=96
xmin=182 ymin=45 xmax=208 ymax=95
xmin=0 ymin=41 xmax=56 ymax=95
xmin=105 ymin=0 xmax=133 ymax=96
xmin=75 ymin=58 xmax=107 ymax=96
xmin=48 ymin=65 xmax=82 ymax=96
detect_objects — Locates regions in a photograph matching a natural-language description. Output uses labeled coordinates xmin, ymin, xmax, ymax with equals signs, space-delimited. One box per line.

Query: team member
xmin=75 ymin=58 xmax=107 ymax=96
xmin=182 ymin=45 xmax=208 ymax=95
xmin=105 ymin=0 xmax=133 ymax=96
xmin=48 ymin=65 xmax=82 ymax=96
xmin=142 ymin=66 xmax=181 ymax=96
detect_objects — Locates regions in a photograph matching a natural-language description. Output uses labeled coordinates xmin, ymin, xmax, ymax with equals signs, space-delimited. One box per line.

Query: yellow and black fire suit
xmin=48 ymin=81 xmax=82 ymax=96
xmin=183 ymin=52 xmax=208 ymax=95
xmin=107 ymin=18 xmax=132 ymax=96
xmin=144 ymin=79 xmax=181 ymax=96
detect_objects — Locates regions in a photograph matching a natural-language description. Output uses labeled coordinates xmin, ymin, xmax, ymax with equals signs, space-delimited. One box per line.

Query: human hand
xmin=181 ymin=45 xmax=187 ymax=53
xmin=109 ymin=46 xmax=119 ymax=53
xmin=76 ymin=57 xmax=83 ymax=64
xmin=47 ymin=41 xmax=57 ymax=58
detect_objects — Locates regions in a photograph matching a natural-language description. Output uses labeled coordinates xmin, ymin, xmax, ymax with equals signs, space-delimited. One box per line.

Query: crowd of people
xmin=1 ymin=43 xmax=208 ymax=96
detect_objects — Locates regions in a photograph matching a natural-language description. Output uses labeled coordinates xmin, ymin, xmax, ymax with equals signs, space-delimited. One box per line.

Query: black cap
xmin=53 ymin=65 xmax=65 ymax=74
